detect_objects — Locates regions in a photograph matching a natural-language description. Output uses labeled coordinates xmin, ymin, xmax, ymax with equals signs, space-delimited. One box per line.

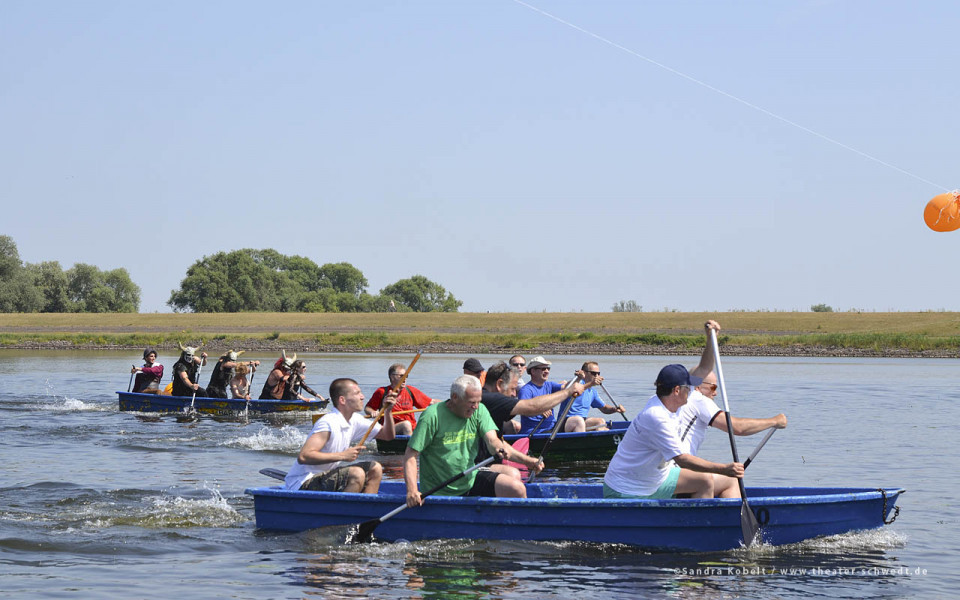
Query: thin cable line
xmin=512 ymin=0 xmax=950 ymax=192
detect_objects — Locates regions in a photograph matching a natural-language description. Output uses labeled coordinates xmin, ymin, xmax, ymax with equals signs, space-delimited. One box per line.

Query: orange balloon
xmin=924 ymin=191 xmax=960 ymax=232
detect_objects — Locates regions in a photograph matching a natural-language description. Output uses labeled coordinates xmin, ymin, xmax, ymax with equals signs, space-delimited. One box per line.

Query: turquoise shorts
xmin=603 ymin=466 xmax=681 ymax=499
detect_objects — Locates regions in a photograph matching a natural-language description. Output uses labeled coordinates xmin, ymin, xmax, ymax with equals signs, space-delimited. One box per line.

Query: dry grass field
xmin=2 ymin=312 xmax=959 ymax=356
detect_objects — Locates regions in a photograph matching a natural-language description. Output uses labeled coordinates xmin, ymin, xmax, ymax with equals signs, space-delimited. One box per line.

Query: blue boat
xmin=375 ymin=420 xmax=631 ymax=462
xmin=117 ymin=391 xmax=326 ymax=415
xmin=245 ymin=481 xmax=903 ymax=551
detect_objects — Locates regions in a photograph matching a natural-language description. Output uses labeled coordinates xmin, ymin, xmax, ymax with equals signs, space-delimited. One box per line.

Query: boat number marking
xmin=612 ymin=435 xmax=622 ymax=445
xmin=755 ymin=507 xmax=770 ymax=525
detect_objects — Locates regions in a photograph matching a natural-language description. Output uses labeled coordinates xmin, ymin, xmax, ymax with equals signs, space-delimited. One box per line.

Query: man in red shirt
xmin=364 ymin=362 xmax=436 ymax=435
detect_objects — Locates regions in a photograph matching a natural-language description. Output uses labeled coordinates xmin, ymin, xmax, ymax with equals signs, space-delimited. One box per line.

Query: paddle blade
xmin=511 ymin=437 xmax=530 ymax=455
xmin=303 ymin=523 xmax=363 ymax=547
xmin=740 ymin=502 xmax=761 ymax=547
xmin=258 ymin=467 xmax=287 ymax=481
xmin=352 ymin=518 xmax=382 ymax=543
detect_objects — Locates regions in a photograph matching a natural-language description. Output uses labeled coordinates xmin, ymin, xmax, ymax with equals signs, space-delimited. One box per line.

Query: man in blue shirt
xmin=557 ymin=361 xmax=626 ymax=432
xmin=517 ymin=356 xmax=568 ymax=434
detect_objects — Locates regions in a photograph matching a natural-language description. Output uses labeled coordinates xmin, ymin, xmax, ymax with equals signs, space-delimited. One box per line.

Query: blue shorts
xmin=603 ymin=466 xmax=681 ymax=499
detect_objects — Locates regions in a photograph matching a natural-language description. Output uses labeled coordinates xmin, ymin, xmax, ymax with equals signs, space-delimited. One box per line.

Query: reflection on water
xmin=283 ymin=532 xmax=915 ymax=598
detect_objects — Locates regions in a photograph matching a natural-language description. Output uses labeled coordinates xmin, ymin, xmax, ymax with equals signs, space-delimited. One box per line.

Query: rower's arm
xmin=690 ymin=320 xmax=721 ymax=379
xmin=511 ymin=383 xmax=584 ymax=417
xmin=403 ymin=447 xmax=422 ymax=507
xmin=673 ymin=453 xmax=743 ymax=478
xmin=711 ymin=412 xmax=787 ymax=435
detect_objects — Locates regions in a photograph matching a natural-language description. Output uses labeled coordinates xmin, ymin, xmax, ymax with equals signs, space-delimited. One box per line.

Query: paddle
xmin=743 ymin=428 xmax=776 ymax=470
xmin=127 ymin=366 xmax=136 ymax=392
xmin=243 ymin=369 xmax=256 ymax=419
xmin=259 ymin=467 xmax=286 ymax=481
xmin=358 ymin=350 xmax=422 ymax=445
xmin=510 ymin=377 xmax=577 ymax=455
xmin=352 ymin=455 xmax=496 ymax=543
xmin=381 ymin=407 xmax=428 ymax=418
xmin=598 ymin=382 xmax=630 ymax=421
xmin=188 ymin=358 xmax=204 ymax=412
xmin=314 ymin=406 xmax=429 ymax=428
xmin=708 ymin=329 xmax=761 ymax=547
xmin=509 ymin=416 xmax=547 ymax=455
xmin=527 ymin=374 xmax=589 ymax=483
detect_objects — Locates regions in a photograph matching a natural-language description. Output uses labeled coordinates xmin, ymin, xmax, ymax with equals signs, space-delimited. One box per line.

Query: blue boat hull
xmin=117 ymin=391 xmax=325 ymax=415
xmin=375 ymin=420 xmax=630 ymax=462
xmin=246 ymin=482 xmax=903 ymax=551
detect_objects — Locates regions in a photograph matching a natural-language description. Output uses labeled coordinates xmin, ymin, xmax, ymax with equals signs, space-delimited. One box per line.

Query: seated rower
xmin=230 ymin=363 xmax=252 ymax=399
xmin=205 ymin=349 xmax=259 ymax=399
xmin=284 ymin=378 xmax=397 ymax=492
xmin=259 ymin=350 xmax=295 ymax=400
xmin=172 ymin=342 xmax=207 ymax=398
xmin=604 ymin=321 xmax=743 ymax=500
xmin=403 ymin=375 xmax=543 ymax=507
xmin=677 ymin=370 xmax=786 ymax=457
xmin=364 ymin=362 xmax=436 ymax=435
xmin=131 ymin=347 xmax=163 ymax=394
xmin=282 ymin=360 xmax=327 ymax=406
xmin=558 ymin=361 xmax=625 ymax=432
xmin=481 ymin=361 xmax=584 ymax=435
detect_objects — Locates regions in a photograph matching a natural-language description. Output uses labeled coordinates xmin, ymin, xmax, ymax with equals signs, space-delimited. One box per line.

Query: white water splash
xmin=46 ymin=484 xmax=247 ymax=531
xmin=732 ymin=528 xmax=908 ymax=558
xmin=228 ymin=425 xmax=306 ymax=453
xmin=34 ymin=378 xmax=109 ymax=412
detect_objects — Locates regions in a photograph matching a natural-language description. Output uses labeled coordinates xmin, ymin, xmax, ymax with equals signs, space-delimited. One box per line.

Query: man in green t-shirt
xmin=403 ymin=375 xmax=543 ymax=507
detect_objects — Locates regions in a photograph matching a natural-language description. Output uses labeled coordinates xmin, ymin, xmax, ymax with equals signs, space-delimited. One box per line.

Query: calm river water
xmin=1 ymin=350 xmax=956 ymax=598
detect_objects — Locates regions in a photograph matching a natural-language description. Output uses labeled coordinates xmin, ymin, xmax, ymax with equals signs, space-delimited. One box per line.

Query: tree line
xmin=1 ymin=237 xmax=462 ymax=313
xmin=0 ymin=235 xmax=140 ymax=312
xmin=167 ymin=248 xmax=462 ymax=313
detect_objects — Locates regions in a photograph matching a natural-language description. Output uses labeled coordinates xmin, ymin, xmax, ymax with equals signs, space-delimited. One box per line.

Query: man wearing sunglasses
xmin=677 ymin=372 xmax=787 ymax=458
xmin=509 ymin=355 xmax=527 ymax=386
xmin=557 ymin=361 xmax=626 ymax=432
xmin=604 ymin=320 xmax=744 ymax=500
xmin=516 ymin=355 xmax=568 ymax=434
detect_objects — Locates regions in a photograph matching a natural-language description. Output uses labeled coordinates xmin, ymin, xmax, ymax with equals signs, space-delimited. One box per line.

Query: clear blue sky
xmin=3 ymin=1 xmax=957 ymax=313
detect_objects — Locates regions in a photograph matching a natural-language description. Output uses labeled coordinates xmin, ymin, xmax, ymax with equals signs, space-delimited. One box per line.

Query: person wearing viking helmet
xmin=259 ymin=349 xmax=297 ymax=400
xmin=205 ymin=349 xmax=260 ymax=399
xmin=172 ymin=342 xmax=208 ymax=398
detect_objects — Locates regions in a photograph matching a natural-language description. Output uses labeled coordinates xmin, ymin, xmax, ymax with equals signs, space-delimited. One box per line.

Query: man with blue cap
xmin=603 ymin=320 xmax=744 ymax=500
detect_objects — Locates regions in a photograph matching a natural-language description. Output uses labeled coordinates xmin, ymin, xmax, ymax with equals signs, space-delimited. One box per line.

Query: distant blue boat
xmin=246 ymin=481 xmax=903 ymax=551
xmin=117 ymin=391 xmax=325 ymax=415
xmin=375 ymin=421 xmax=631 ymax=462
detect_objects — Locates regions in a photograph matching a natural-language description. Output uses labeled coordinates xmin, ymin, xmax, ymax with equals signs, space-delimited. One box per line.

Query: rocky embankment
xmin=5 ymin=338 xmax=957 ymax=358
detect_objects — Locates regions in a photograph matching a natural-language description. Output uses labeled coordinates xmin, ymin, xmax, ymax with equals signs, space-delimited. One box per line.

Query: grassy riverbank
xmin=2 ymin=312 xmax=959 ymax=357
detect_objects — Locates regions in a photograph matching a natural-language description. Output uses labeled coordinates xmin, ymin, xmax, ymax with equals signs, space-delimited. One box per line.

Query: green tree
xmin=103 ymin=268 xmax=141 ymax=312
xmin=168 ymin=249 xmax=320 ymax=312
xmin=26 ymin=261 xmax=72 ymax=312
xmin=0 ymin=235 xmax=22 ymax=281
xmin=811 ymin=303 xmax=834 ymax=313
xmin=320 ymin=262 xmax=368 ymax=297
xmin=66 ymin=263 xmax=141 ymax=313
xmin=0 ymin=236 xmax=42 ymax=312
xmin=612 ymin=300 xmax=642 ymax=312
xmin=380 ymin=275 xmax=462 ymax=312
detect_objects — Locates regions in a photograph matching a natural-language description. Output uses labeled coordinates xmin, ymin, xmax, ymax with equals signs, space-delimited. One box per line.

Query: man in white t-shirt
xmin=284 ymin=378 xmax=397 ymax=492
xmin=677 ymin=372 xmax=787 ymax=457
xmin=603 ymin=320 xmax=744 ymax=499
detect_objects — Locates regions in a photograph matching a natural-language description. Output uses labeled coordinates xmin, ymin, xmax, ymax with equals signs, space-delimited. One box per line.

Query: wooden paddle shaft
xmin=358 ymin=350 xmax=422 ymax=445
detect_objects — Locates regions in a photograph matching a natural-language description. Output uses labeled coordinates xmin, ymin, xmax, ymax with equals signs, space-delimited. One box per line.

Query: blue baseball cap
xmin=656 ymin=364 xmax=703 ymax=388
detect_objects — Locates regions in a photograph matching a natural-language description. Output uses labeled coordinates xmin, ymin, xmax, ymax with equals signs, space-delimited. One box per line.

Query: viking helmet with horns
xmin=281 ymin=349 xmax=296 ymax=368
xmin=227 ymin=349 xmax=244 ymax=362
xmin=178 ymin=341 xmax=202 ymax=362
